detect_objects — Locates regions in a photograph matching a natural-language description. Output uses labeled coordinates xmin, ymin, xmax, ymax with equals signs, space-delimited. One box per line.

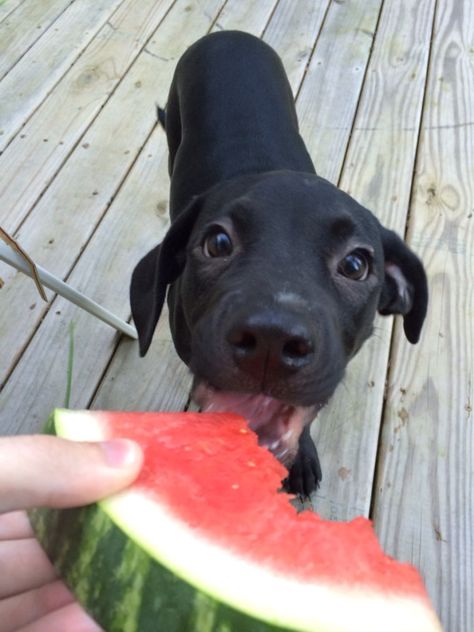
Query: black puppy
xmin=130 ymin=31 xmax=428 ymax=496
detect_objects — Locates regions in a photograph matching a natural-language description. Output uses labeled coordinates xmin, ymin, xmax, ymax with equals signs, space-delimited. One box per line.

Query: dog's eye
xmin=338 ymin=250 xmax=371 ymax=281
xmin=203 ymin=229 xmax=233 ymax=258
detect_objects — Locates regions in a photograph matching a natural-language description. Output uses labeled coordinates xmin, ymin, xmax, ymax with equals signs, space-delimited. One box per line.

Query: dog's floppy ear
xmin=378 ymin=227 xmax=428 ymax=344
xmin=130 ymin=197 xmax=201 ymax=356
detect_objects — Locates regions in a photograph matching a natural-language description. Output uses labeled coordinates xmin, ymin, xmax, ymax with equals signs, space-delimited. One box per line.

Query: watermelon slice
xmin=29 ymin=409 xmax=442 ymax=632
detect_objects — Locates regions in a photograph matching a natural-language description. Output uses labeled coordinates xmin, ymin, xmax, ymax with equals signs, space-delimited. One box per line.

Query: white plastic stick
xmin=0 ymin=240 xmax=138 ymax=339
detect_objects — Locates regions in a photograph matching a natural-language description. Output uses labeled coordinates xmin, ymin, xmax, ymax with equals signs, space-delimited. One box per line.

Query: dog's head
xmin=131 ymin=171 xmax=427 ymax=465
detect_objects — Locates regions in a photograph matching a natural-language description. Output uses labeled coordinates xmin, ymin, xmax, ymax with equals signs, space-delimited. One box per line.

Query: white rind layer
xmin=56 ymin=410 xmax=442 ymax=632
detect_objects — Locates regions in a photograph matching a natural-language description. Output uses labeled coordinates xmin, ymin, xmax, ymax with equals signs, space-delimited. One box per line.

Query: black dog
xmin=130 ymin=31 xmax=428 ymax=496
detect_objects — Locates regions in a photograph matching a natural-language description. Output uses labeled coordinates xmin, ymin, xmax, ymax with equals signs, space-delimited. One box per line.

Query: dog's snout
xmin=226 ymin=312 xmax=315 ymax=376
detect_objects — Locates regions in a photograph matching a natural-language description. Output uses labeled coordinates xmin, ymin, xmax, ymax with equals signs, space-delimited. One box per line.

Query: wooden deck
xmin=0 ymin=1 xmax=472 ymax=629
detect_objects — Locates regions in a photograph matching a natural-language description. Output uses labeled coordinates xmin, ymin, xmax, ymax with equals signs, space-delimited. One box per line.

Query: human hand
xmin=0 ymin=434 xmax=143 ymax=631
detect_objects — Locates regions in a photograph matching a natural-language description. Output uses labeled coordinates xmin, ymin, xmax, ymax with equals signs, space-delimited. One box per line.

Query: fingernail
xmin=100 ymin=439 xmax=141 ymax=468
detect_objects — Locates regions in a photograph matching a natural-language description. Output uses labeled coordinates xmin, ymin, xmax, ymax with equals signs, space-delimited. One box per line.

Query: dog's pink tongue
xmin=194 ymin=386 xmax=307 ymax=463
xmin=193 ymin=382 xmax=319 ymax=467
xmin=201 ymin=392 xmax=286 ymax=435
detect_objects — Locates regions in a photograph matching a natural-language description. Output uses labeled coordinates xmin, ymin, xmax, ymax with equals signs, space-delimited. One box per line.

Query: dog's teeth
xmin=275 ymin=447 xmax=289 ymax=460
xmin=202 ymin=402 xmax=217 ymax=412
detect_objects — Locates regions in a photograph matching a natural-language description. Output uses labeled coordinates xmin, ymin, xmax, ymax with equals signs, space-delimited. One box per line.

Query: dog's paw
xmin=282 ymin=434 xmax=322 ymax=499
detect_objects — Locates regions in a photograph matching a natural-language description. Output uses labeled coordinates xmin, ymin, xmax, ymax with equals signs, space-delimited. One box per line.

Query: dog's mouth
xmin=192 ymin=381 xmax=321 ymax=466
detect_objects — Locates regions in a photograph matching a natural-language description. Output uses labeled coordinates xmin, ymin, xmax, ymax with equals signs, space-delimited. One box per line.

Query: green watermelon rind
xmin=28 ymin=410 xmax=442 ymax=632
xmin=30 ymin=499 xmax=294 ymax=632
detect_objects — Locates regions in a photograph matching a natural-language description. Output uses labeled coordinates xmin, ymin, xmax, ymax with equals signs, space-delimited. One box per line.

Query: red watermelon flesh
xmin=93 ymin=410 xmax=427 ymax=596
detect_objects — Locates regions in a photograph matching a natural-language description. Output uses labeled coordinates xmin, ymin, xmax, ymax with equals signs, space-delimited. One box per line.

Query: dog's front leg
xmin=283 ymin=425 xmax=322 ymax=498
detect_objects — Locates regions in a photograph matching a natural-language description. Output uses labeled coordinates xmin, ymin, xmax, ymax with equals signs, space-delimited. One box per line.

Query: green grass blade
xmin=64 ymin=322 xmax=75 ymax=408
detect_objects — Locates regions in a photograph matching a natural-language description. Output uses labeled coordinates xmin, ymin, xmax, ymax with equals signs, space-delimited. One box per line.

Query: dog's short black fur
xmin=130 ymin=31 xmax=428 ymax=497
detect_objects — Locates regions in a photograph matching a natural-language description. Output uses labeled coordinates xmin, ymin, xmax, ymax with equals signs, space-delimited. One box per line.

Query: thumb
xmin=0 ymin=435 xmax=143 ymax=513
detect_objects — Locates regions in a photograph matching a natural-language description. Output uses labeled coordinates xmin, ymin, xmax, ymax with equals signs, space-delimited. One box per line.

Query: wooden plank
xmin=0 ymin=0 xmax=125 ymax=151
xmin=0 ymin=0 xmax=26 ymax=24
xmin=372 ymin=1 xmax=474 ymax=629
xmin=213 ymin=0 xmax=276 ymax=35
xmin=0 ymin=0 xmax=72 ymax=80
xmin=295 ymin=0 xmax=382 ymax=183
xmin=0 ymin=0 xmax=176 ymax=235
xmin=263 ymin=0 xmax=330 ymax=95
xmin=309 ymin=0 xmax=437 ymax=521
xmin=0 ymin=0 xmax=225 ymax=394
xmin=0 ymin=130 xmax=185 ymax=432
xmin=90 ymin=131 xmax=193 ymax=413
xmin=1 ymin=0 xmax=256 ymax=433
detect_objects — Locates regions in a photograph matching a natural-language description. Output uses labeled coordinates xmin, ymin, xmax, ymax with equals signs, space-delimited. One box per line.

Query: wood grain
xmin=213 ymin=0 xmax=276 ymax=35
xmin=0 ymin=0 xmax=26 ymax=24
xmin=309 ymin=0 xmax=436 ymax=522
xmin=0 ymin=0 xmax=124 ymax=151
xmin=0 ymin=0 xmax=175 ymax=234
xmin=0 ymin=0 xmax=71 ymax=80
xmin=296 ymin=0 xmax=382 ymax=183
xmin=264 ymin=0 xmax=330 ymax=96
xmin=372 ymin=1 xmax=474 ymax=629
xmin=0 ymin=129 xmax=182 ymax=432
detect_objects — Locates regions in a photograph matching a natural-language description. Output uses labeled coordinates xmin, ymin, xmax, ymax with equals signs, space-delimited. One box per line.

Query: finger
xmin=0 ymin=539 xmax=56 ymax=599
xmin=0 ymin=580 xmax=73 ymax=632
xmin=17 ymin=602 xmax=103 ymax=632
xmin=0 ymin=511 xmax=33 ymax=540
xmin=0 ymin=435 xmax=143 ymax=513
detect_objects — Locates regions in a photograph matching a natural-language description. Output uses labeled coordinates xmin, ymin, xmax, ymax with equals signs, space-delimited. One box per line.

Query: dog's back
xmin=165 ymin=31 xmax=315 ymax=216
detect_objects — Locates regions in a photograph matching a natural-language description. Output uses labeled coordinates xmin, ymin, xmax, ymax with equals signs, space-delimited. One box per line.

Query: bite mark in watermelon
xmin=29 ymin=409 xmax=442 ymax=632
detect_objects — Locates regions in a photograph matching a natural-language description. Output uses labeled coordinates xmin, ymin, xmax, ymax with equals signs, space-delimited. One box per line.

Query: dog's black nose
xmin=226 ymin=312 xmax=315 ymax=376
